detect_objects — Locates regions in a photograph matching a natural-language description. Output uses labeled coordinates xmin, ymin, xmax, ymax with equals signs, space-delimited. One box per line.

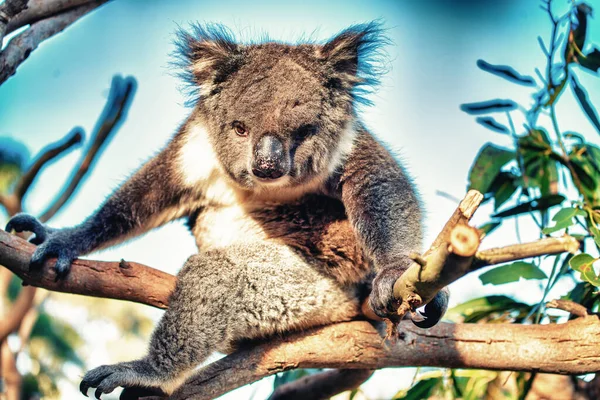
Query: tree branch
xmin=0 ymin=0 xmax=29 ymax=45
xmin=0 ymin=229 xmax=175 ymax=309
xmin=39 ymin=75 xmax=136 ymax=222
xmin=0 ymin=0 xmax=108 ymax=85
xmin=268 ymin=369 xmax=374 ymax=400
xmin=13 ymin=128 xmax=83 ymax=201
xmin=171 ymin=317 xmax=600 ymax=400
xmin=5 ymin=0 xmax=105 ymax=36
xmin=0 ymin=189 xmax=586 ymax=398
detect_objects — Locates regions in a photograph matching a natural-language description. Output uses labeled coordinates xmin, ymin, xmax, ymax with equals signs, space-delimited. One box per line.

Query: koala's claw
xmin=6 ymin=213 xmax=77 ymax=279
xmin=81 ymin=362 xmax=163 ymax=400
xmin=411 ymin=288 xmax=450 ymax=329
xmin=80 ymin=364 xmax=127 ymax=398
xmin=370 ymin=268 xmax=450 ymax=328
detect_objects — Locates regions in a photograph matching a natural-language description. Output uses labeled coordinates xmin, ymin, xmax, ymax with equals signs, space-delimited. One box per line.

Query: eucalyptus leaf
xmin=476 ymin=59 xmax=536 ymax=86
xmin=447 ymin=295 xmax=530 ymax=323
xmin=479 ymin=262 xmax=547 ymax=285
xmin=569 ymin=253 xmax=600 ymax=286
xmin=579 ymin=48 xmax=600 ymax=73
xmin=493 ymin=194 xmax=565 ymax=218
xmin=468 ymin=143 xmax=515 ymax=194
xmin=478 ymin=221 xmax=502 ymax=236
xmin=542 ymin=218 xmax=574 ymax=234
xmin=571 ymin=75 xmax=600 ymax=135
xmin=460 ymin=99 xmax=518 ymax=115
xmin=476 ymin=116 xmax=510 ymax=134
xmin=393 ymin=378 xmax=440 ymax=400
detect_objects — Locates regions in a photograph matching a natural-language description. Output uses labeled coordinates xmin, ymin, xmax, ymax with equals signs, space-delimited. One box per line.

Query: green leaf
xmin=460 ymin=99 xmax=518 ymax=115
xmin=571 ymin=75 xmax=600 ymax=135
xmin=542 ymin=218 xmax=574 ymax=234
xmin=569 ymin=145 xmax=600 ymax=206
xmin=579 ymin=48 xmax=600 ymax=73
xmin=393 ymin=377 xmax=440 ymax=400
xmin=493 ymin=194 xmax=565 ymax=218
xmin=565 ymin=281 xmax=600 ymax=308
xmin=468 ymin=143 xmax=515 ymax=193
xmin=552 ymin=207 xmax=586 ymax=222
xmin=572 ymin=3 xmax=592 ymax=52
xmin=493 ymin=174 xmax=518 ymax=210
xmin=542 ymin=207 xmax=587 ymax=234
xmin=475 ymin=116 xmax=510 ymax=134
xmin=31 ymin=313 xmax=84 ymax=367
xmin=478 ymin=221 xmax=502 ymax=236
xmin=479 ymin=262 xmax=547 ymax=285
xmin=517 ymin=128 xmax=559 ymax=195
xmin=476 ymin=59 xmax=536 ymax=86
xmin=447 ymin=295 xmax=530 ymax=323
xmin=569 ymin=253 xmax=600 ymax=286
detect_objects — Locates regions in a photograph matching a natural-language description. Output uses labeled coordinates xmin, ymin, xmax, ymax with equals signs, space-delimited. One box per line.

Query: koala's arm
xmin=336 ymin=130 xmax=448 ymax=326
xmin=6 ymin=138 xmax=195 ymax=277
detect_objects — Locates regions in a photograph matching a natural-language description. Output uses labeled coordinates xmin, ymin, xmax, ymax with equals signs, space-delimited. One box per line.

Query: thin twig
xmin=13 ymin=128 xmax=83 ymax=201
xmin=39 ymin=76 xmax=136 ymax=222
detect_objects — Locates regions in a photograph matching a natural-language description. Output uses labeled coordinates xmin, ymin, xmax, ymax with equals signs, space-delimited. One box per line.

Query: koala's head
xmin=175 ymin=22 xmax=386 ymax=191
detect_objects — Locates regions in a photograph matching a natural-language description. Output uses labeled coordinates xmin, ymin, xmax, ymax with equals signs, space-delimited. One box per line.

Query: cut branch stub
xmin=391 ymin=191 xmax=484 ymax=314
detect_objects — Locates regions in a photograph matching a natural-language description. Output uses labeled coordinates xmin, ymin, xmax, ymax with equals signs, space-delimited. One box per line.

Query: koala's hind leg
xmin=80 ymin=242 xmax=361 ymax=397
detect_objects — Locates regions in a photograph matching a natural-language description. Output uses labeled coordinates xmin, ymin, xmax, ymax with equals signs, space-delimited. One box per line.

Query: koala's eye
xmin=232 ymin=121 xmax=248 ymax=137
xmin=294 ymin=125 xmax=317 ymax=140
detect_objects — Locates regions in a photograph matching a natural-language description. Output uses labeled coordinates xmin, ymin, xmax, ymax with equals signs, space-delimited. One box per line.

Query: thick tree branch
xmin=5 ymin=0 xmax=104 ymax=35
xmin=0 ymin=229 xmax=175 ymax=309
xmin=0 ymin=0 xmax=29 ymax=45
xmin=171 ymin=317 xmax=600 ymax=400
xmin=0 ymin=0 xmax=107 ymax=85
xmin=0 ymin=189 xmax=587 ymax=398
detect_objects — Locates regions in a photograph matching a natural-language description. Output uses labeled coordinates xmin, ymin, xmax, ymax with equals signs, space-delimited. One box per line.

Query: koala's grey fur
xmin=6 ymin=22 xmax=449 ymax=398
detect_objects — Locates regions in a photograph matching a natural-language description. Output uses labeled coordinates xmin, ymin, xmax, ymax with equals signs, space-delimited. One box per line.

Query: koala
xmin=6 ymin=22 xmax=449 ymax=398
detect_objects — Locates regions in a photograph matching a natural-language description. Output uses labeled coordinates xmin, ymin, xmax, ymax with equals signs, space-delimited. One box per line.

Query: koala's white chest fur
xmin=193 ymin=202 xmax=266 ymax=250
xmin=177 ymin=124 xmax=267 ymax=249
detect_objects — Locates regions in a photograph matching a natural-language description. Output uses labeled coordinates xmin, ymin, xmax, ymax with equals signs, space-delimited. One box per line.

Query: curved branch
xmin=172 ymin=317 xmax=600 ymax=400
xmin=0 ymin=0 xmax=28 ymax=45
xmin=14 ymin=128 xmax=83 ymax=201
xmin=5 ymin=0 xmax=105 ymax=35
xmin=0 ymin=0 xmax=108 ymax=85
xmin=39 ymin=75 xmax=136 ymax=222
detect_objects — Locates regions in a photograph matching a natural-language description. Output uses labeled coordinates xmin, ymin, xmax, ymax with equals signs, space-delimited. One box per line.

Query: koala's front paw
xmin=81 ymin=363 xmax=133 ymax=399
xmin=6 ymin=213 xmax=77 ymax=279
xmin=369 ymin=267 xmax=404 ymax=320
xmin=80 ymin=361 xmax=163 ymax=399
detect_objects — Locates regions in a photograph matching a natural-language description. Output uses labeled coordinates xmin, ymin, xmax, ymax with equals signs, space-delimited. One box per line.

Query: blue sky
xmin=1 ymin=0 xmax=600 ymax=398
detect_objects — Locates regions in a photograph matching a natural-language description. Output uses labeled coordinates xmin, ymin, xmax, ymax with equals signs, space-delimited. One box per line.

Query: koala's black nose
xmin=252 ymin=134 xmax=287 ymax=180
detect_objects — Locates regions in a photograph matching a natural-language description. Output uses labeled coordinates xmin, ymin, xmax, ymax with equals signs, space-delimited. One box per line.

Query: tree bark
xmin=171 ymin=317 xmax=600 ymax=400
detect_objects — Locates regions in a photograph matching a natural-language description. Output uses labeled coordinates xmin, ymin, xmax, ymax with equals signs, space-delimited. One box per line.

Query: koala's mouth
xmin=252 ymin=174 xmax=291 ymax=187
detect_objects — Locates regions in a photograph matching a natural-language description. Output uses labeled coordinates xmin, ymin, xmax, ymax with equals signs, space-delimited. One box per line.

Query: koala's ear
xmin=175 ymin=23 xmax=244 ymax=92
xmin=319 ymin=22 xmax=387 ymax=95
